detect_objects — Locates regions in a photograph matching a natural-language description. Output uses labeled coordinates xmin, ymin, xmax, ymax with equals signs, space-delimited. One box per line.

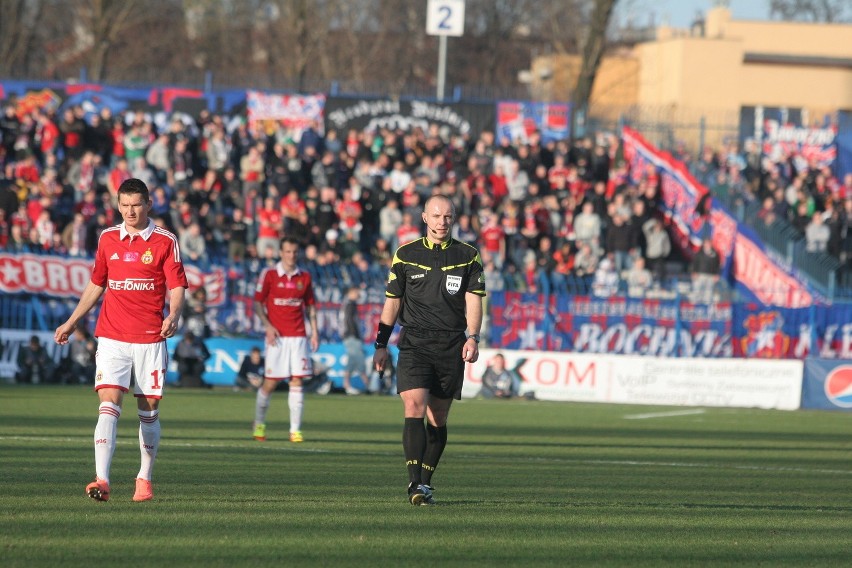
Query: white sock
xmin=137 ymin=410 xmax=160 ymax=481
xmin=288 ymin=385 xmax=304 ymax=433
xmin=255 ymin=390 xmax=270 ymax=425
xmin=94 ymin=402 xmax=121 ymax=483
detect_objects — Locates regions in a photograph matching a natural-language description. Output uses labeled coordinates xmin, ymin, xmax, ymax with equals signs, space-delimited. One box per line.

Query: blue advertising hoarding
xmin=801 ymin=358 xmax=852 ymax=411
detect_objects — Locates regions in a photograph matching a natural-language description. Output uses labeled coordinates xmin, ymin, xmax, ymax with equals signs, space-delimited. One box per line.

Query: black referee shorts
xmin=396 ymin=328 xmax=467 ymax=400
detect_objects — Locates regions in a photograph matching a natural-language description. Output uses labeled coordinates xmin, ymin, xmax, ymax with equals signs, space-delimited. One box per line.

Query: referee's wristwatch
xmin=466 ymin=333 xmax=480 ymax=344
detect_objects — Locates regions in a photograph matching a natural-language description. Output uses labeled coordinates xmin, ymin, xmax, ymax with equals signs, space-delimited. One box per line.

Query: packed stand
xmin=1 ymin=102 xmax=701 ymax=310
xmin=679 ymin=138 xmax=852 ymax=266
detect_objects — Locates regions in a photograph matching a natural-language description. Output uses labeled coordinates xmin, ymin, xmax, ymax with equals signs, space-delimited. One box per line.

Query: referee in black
xmin=373 ymin=194 xmax=486 ymax=505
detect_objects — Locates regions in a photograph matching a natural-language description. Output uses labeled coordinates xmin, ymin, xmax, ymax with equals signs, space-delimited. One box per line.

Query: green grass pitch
xmin=1 ymin=385 xmax=850 ymax=567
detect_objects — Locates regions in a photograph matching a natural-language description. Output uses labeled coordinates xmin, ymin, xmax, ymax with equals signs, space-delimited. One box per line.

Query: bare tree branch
xmin=574 ymin=0 xmax=618 ymax=130
xmin=769 ymin=0 xmax=851 ymax=22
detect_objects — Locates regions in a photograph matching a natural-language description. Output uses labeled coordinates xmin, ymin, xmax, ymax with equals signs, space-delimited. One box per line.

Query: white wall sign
xmin=465 ymin=349 xmax=804 ymax=410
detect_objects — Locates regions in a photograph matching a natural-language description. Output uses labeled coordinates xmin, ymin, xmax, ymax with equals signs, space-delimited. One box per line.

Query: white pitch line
xmin=624 ymin=409 xmax=707 ymax=420
xmin=2 ymin=435 xmax=851 ymax=476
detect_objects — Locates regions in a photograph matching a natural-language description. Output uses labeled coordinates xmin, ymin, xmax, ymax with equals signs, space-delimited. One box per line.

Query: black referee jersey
xmin=385 ymin=237 xmax=486 ymax=332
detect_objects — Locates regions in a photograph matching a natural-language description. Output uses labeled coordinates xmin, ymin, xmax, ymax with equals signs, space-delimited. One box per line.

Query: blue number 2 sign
xmin=426 ymin=0 xmax=465 ymax=37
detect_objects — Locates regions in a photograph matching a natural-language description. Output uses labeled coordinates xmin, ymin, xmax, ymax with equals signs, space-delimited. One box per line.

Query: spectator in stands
xmin=371 ymin=237 xmax=393 ymax=269
xmin=551 ymin=241 xmax=574 ymax=292
xmin=170 ymin=136 xmax=193 ymax=191
xmin=130 ymin=156 xmax=157 ymax=192
xmin=150 ymin=185 xmax=171 ymax=218
xmin=59 ymin=107 xmax=86 ymax=162
xmin=183 ymin=287 xmax=210 ymax=339
xmin=337 ymin=187 xmax=363 ymax=242
xmin=16 ymin=335 xmax=55 ymax=384
xmin=379 ymin=198 xmax=402 ymax=249
xmin=642 ymin=218 xmax=671 ymax=285
xmin=592 ymin=254 xmax=620 ymax=297
xmin=205 ymin=126 xmax=231 ymax=176
xmin=66 ymin=151 xmax=98 ymax=201
xmin=822 ymin=199 xmax=843 ymax=258
xmin=625 ymin=256 xmax=653 ymax=298
xmin=240 ymin=144 xmax=265 ymax=194
xmin=34 ymin=209 xmax=55 ymax=250
xmin=0 ymin=209 xmax=8 ymax=248
xmin=61 ymin=212 xmax=88 ymax=256
xmin=478 ymin=353 xmax=522 ymax=399
xmin=107 ymin=157 xmax=132 ymax=200
xmin=256 ymin=197 xmax=282 ymax=259
xmin=179 ymin=222 xmax=208 ymax=265
xmin=805 ymin=212 xmax=830 ymax=253
xmin=145 ymin=133 xmax=171 ymax=182
xmin=790 ymin=200 xmax=813 ymax=235
xmin=689 ymin=239 xmax=721 ymax=304
xmin=480 ymin=213 xmax=506 ymax=268
xmin=573 ymin=240 xmax=600 ymax=278
xmin=0 ymin=179 xmax=19 ymax=222
xmin=450 ymin=213 xmax=476 ymax=246
xmin=534 ymin=235 xmax=557 ymax=289
xmin=505 ymin=158 xmax=529 ymax=203
xmin=605 ymin=213 xmax=635 ymax=273
xmin=396 ymin=212 xmax=421 ymax=247
xmin=84 ymin=211 xmax=110 ymax=254
xmin=574 ymin=200 xmax=602 ymax=246
xmin=314 ymin=186 xmax=339 ymax=239
xmin=340 ymin=286 xmax=365 ymax=395
xmin=482 ymin=252 xmax=504 ymax=293
xmin=235 ymin=346 xmax=265 ymax=391
xmin=288 ymin=211 xmax=313 ymax=248
xmin=173 ymin=331 xmax=211 ymax=388
xmin=63 ymin=327 xmax=97 ymax=385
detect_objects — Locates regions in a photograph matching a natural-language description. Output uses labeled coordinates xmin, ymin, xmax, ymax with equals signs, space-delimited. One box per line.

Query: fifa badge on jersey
xmin=446 ymin=274 xmax=462 ymax=295
xmin=141 ymin=249 xmax=154 ymax=264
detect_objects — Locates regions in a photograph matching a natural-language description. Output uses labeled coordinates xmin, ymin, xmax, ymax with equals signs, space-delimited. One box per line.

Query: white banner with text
xmin=464 ymin=349 xmax=803 ymax=410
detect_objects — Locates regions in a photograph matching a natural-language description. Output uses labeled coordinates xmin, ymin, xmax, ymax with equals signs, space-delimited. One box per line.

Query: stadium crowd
xmin=0 ymin=101 xmax=847 ymax=303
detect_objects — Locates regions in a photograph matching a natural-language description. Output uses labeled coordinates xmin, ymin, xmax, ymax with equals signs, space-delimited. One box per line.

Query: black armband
xmin=375 ymin=322 xmax=394 ymax=348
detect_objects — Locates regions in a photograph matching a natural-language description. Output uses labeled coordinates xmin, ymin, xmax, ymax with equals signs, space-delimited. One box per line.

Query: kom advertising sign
xmin=464 ymin=349 xmax=803 ymax=410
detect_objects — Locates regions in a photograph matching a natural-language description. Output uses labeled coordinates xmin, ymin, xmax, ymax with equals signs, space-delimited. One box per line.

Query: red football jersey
xmin=90 ymin=221 xmax=188 ymax=343
xmin=254 ymin=265 xmax=315 ymax=337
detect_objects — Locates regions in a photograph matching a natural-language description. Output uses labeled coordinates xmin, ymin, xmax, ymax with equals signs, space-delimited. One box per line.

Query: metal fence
xmin=588 ymin=104 xmax=741 ymax=157
xmin=702 ymin=180 xmax=845 ymax=302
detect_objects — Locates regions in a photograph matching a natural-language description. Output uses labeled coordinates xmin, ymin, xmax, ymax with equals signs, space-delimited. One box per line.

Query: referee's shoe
xmin=408 ymin=482 xmax=435 ymax=506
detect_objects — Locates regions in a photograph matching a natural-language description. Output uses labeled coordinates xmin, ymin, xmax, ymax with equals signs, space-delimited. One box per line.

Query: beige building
xmin=529 ymin=5 xmax=852 ymax=150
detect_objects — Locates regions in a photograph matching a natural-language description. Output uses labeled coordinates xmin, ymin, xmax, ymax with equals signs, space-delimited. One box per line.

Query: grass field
xmin=1 ymin=385 xmax=850 ymax=567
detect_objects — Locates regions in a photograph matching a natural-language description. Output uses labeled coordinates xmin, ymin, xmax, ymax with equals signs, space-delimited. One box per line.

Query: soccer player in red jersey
xmin=252 ymin=236 xmax=319 ymax=443
xmin=54 ymin=178 xmax=188 ymax=503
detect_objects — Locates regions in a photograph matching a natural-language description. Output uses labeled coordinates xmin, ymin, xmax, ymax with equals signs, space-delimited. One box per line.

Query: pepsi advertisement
xmin=801 ymin=359 xmax=852 ymax=411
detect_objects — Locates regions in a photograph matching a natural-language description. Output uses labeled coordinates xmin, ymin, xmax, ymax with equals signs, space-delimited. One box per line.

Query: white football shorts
xmin=264 ymin=336 xmax=313 ymax=380
xmin=94 ymin=337 xmax=169 ymax=399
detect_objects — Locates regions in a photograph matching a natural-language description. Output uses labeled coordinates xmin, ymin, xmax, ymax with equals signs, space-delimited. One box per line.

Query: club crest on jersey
xmin=446 ymin=274 xmax=462 ymax=295
xmin=96 ymin=370 xmax=103 ymax=383
xmin=141 ymin=249 xmax=154 ymax=264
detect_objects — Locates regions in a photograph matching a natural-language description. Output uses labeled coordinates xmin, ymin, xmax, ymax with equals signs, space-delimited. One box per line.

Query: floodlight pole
xmin=437 ymin=35 xmax=448 ymax=101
